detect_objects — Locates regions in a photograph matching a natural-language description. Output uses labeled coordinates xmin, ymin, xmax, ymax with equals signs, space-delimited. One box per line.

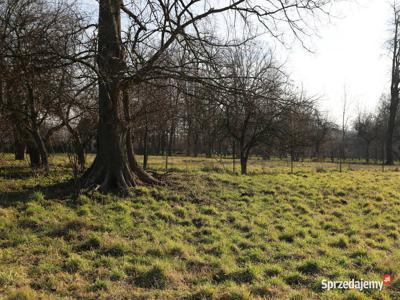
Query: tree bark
xmin=143 ymin=124 xmax=149 ymax=170
xmin=81 ymin=0 xmax=159 ymax=195
xmin=27 ymin=142 xmax=41 ymax=168
xmin=387 ymin=14 xmax=400 ymax=165
xmin=240 ymin=147 xmax=249 ymax=175
xmin=14 ymin=134 xmax=25 ymax=160
xmin=32 ymin=129 xmax=49 ymax=172
xmin=386 ymin=97 xmax=398 ymax=165
xmin=75 ymin=143 xmax=86 ymax=172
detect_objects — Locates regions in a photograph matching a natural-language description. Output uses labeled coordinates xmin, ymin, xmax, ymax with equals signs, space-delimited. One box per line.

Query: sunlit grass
xmin=0 ymin=153 xmax=399 ymax=299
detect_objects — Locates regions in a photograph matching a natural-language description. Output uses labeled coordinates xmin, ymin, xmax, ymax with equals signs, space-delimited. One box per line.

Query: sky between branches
xmin=79 ymin=0 xmax=393 ymax=124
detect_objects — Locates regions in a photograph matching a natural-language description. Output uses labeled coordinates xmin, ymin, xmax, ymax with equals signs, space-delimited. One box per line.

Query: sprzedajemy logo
xmin=321 ymin=275 xmax=393 ymax=292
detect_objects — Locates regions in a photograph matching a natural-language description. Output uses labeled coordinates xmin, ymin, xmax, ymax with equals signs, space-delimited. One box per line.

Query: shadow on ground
xmin=0 ymin=166 xmax=38 ymax=180
xmin=0 ymin=177 xmax=78 ymax=208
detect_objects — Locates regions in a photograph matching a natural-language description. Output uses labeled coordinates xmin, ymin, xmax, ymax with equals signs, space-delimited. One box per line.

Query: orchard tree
xmin=220 ymin=42 xmax=287 ymax=175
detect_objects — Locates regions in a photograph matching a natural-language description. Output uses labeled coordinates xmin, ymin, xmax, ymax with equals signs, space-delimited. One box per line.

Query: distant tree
xmin=277 ymin=92 xmax=315 ymax=170
xmin=0 ymin=0 xmax=85 ymax=171
xmin=220 ymin=43 xmax=287 ymax=175
xmin=310 ymin=110 xmax=332 ymax=160
xmin=354 ymin=112 xmax=377 ymax=164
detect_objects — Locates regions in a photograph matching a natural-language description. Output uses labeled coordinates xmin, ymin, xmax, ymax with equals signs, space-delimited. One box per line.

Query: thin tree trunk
xmin=240 ymin=146 xmax=249 ymax=175
xmin=232 ymin=140 xmax=236 ymax=173
xmin=32 ymin=129 xmax=49 ymax=172
xmin=75 ymin=143 xmax=86 ymax=172
xmin=386 ymin=100 xmax=398 ymax=165
xmin=240 ymin=153 xmax=248 ymax=175
xmin=27 ymin=142 xmax=41 ymax=168
xmin=14 ymin=138 xmax=25 ymax=160
xmin=387 ymin=13 xmax=400 ymax=165
xmin=143 ymin=123 xmax=148 ymax=170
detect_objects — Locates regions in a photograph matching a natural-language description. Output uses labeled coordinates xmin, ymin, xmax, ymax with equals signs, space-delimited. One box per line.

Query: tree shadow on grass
xmin=0 ymin=166 xmax=37 ymax=180
xmin=0 ymin=179 xmax=78 ymax=208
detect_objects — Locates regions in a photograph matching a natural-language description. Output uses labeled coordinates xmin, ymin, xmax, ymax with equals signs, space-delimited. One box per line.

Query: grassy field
xmin=1 ymin=154 xmax=400 ymax=299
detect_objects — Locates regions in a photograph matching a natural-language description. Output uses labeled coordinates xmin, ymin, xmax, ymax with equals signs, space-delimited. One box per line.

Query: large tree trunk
xmin=82 ymin=0 xmax=159 ymax=195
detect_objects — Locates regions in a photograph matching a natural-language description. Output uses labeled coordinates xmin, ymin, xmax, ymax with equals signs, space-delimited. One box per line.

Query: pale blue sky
xmin=79 ymin=0 xmax=392 ymax=123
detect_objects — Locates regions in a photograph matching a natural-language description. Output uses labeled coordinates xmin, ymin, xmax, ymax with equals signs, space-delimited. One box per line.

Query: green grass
xmin=0 ymin=154 xmax=400 ymax=299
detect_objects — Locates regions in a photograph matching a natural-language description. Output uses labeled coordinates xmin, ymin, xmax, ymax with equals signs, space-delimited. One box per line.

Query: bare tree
xmin=310 ymin=110 xmax=332 ymax=160
xmin=339 ymin=88 xmax=350 ymax=172
xmin=79 ymin=0 xmax=333 ymax=194
xmin=0 ymin=0 xmax=86 ymax=171
xmin=219 ymin=43 xmax=288 ymax=174
xmin=387 ymin=2 xmax=400 ymax=165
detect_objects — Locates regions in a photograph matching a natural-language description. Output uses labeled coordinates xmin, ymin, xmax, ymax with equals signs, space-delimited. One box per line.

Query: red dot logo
xmin=383 ymin=274 xmax=393 ymax=285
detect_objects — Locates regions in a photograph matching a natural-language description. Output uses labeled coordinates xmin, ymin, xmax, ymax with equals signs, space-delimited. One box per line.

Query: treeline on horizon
xmin=0 ymin=0 xmax=399 ymax=185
